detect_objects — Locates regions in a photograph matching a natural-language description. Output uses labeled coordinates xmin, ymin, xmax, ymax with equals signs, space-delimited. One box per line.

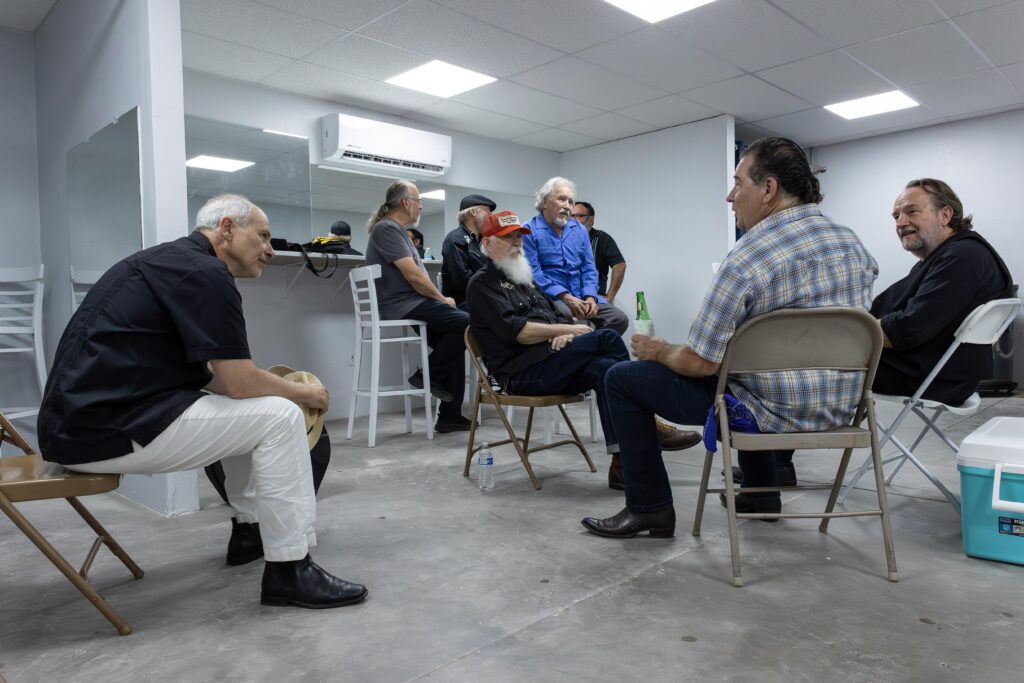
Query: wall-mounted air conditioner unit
xmin=320 ymin=114 xmax=452 ymax=179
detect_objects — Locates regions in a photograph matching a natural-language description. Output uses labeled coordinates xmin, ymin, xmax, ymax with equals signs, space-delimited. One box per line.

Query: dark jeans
xmin=506 ymin=328 xmax=628 ymax=447
xmin=552 ymin=300 xmax=629 ymax=336
xmin=407 ymin=300 xmax=469 ymax=420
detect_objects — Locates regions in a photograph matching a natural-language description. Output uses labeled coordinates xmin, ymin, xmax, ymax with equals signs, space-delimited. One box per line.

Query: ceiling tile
xmin=406 ymin=101 xmax=547 ymax=140
xmin=906 ymin=69 xmax=1024 ymax=117
xmin=757 ymin=50 xmax=893 ymax=106
xmin=574 ymin=26 xmax=741 ymax=93
xmin=771 ymin=0 xmax=944 ymax=46
xmin=934 ymin=0 xmax=1018 ymax=17
xmin=682 ymin=75 xmax=812 ymax=121
xmin=657 ymin=0 xmax=833 ymax=71
xmin=181 ymin=32 xmax=292 ymax=83
xmin=559 ymin=113 xmax=655 ymax=140
xmin=511 ymin=57 xmax=668 ymax=110
xmin=357 ymin=0 xmax=564 ymax=78
xmin=260 ymin=61 xmax=439 ymax=114
xmin=452 ymin=81 xmax=603 ymax=127
xmin=847 ymin=21 xmax=992 ymax=87
xmin=253 ymin=0 xmax=407 ymax=30
xmin=181 ymin=0 xmax=345 ymax=58
xmin=752 ymin=108 xmax=876 ymax=146
xmin=614 ymin=95 xmax=719 ymax=128
xmin=955 ymin=0 xmax=1024 ymax=66
xmin=304 ymin=34 xmax=427 ymax=81
xmin=1002 ymin=61 xmax=1024 ymax=90
xmin=512 ymin=128 xmax=603 ymax=153
xmin=430 ymin=0 xmax=647 ymax=53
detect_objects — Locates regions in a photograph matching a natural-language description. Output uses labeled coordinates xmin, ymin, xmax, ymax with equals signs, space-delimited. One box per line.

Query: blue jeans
xmin=605 ymin=361 xmax=716 ymax=512
xmin=506 ymin=328 xmax=628 ymax=447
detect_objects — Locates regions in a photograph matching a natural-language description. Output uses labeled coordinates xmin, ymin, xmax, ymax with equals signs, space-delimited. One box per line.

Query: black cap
xmin=459 ymin=194 xmax=497 ymax=211
xmin=330 ymin=220 xmax=351 ymax=236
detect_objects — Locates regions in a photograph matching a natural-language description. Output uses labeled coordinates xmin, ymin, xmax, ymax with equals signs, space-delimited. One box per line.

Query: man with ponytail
xmin=365 ymin=181 xmax=472 ymax=433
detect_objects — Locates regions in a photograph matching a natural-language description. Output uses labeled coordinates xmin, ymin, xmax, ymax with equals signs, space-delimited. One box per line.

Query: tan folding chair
xmin=0 ymin=412 xmax=143 ymax=635
xmin=463 ymin=329 xmax=596 ymax=490
xmin=691 ymin=308 xmax=898 ymax=587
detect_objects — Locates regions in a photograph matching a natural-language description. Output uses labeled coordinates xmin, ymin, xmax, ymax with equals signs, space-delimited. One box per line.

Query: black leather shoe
xmin=719 ymin=492 xmax=781 ymax=522
xmin=726 ymin=461 xmax=798 ymax=487
xmin=261 ymin=555 xmax=368 ymax=609
xmin=226 ymin=518 xmax=263 ymax=566
xmin=409 ymin=369 xmax=454 ymax=403
xmin=581 ymin=506 xmax=675 ymax=539
xmin=608 ymin=455 xmax=625 ymax=491
xmin=435 ymin=416 xmax=472 ymax=433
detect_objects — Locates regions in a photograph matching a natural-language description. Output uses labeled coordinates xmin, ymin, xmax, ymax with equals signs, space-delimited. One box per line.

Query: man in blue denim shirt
xmin=522 ymin=177 xmax=629 ymax=335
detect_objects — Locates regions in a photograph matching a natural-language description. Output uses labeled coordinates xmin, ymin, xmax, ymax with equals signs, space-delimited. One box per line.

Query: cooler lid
xmin=957 ymin=416 xmax=1024 ymax=470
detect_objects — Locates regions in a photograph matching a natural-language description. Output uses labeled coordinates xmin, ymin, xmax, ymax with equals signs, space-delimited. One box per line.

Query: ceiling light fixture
xmin=824 ymin=90 xmax=919 ymax=120
xmin=602 ymin=0 xmax=719 ymax=23
xmin=420 ymin=189 xmax=446 ymax=201
xmin=185 ymin=155 xmax=254 ymax=172
xmin=386 ymin=60 xmax=496 ymax=98
xmin=262 ymin=128 xmax=308 ymax=139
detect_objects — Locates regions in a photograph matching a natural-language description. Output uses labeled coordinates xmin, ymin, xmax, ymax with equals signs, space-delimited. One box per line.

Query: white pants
xmin=70 ymin=394 xmax=317 ymax=561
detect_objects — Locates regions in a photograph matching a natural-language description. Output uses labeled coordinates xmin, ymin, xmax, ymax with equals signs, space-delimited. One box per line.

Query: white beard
xmin=494 ymin=252 xmax=534 ymax=286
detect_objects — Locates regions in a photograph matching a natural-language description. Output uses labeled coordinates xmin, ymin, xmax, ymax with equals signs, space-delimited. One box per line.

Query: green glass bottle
xmin=635 ymin=291 xmax=654 ymax=336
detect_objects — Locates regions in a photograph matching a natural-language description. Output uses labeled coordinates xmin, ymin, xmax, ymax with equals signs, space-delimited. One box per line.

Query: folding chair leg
xmin=464 ymin=388 xmax=483 ymax=477
xmin=865 ymin=413 xmax=899 ymax=581
xmin=889 ymin=440 xmax=962 ymax=512
xmin=518 ymin=408 xmax=542 ymax=490
xmin=819 ymin=447 xmax=855 ymax=533
xmin=691 ymin=450 xmax=715 ymax=536
xmin=556 ymin=404 xmax=595 ymax=472
xmin=719 ymin=445 xmax=743 ymax=587
xmin=912 ymin=406 xmax=960 ymax=453
xmin=66 ymin=497 xmax=144 ymax=579
xmin=0 ymin=494 xmax=135 ymax=635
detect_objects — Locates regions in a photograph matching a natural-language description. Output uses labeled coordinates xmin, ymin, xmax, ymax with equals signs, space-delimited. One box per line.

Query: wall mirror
xmin=66 ymin=106 xmax=142 ymax=291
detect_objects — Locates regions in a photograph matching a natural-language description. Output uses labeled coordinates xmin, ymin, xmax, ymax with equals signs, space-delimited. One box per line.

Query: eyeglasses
xmin=405 ymin=196 xmax=423 ymax=205
xmin=571 ymin=213 xmax=591 ymax=219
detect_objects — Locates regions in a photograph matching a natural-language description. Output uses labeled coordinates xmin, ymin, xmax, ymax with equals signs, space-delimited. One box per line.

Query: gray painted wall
xmin=813 ymin=108 xmax=1024 ymax=383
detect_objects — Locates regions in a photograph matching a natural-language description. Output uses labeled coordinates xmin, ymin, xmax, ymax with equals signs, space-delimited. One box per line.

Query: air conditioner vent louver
xmin=340 ymin=151 xmax=445 ymax=174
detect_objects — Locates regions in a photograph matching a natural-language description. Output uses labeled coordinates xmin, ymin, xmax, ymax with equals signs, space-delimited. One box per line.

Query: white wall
xmin=561 ymin=115 xmax=736 ymax=345
xmin=813 ymin=108 xmax=1024 ymax=382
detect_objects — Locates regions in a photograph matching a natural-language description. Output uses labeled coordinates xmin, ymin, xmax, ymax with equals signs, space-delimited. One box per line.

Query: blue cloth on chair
xmin=703 ymin=394 xmax=760 ymax=452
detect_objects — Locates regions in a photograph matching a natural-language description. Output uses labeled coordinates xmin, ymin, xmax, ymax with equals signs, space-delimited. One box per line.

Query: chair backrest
xmin=70 ymin=267 xmax=104 ymax=314
xmin=716 ymin=307 xmax=883 ymax=397
xmin=348 ymin=264 xmax=382 ymax=330
xmin=954 ymin=298 xmax=1021 ymax=345
xmin=0 ymin=264 xmax=44 ymax=346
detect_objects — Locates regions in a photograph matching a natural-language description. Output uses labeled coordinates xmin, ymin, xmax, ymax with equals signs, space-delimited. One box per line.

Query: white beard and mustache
xmin=494 ymin=251 xmax=534 ymax=286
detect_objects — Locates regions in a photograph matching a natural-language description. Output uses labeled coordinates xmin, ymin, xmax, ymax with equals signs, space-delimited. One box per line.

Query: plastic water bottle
xmin=478 ymin=443 xmax=494 ymax=491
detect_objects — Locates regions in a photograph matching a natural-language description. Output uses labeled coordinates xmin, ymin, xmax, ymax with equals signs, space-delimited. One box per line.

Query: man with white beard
xmin=466 ymin=211 xmax=631 ymax=490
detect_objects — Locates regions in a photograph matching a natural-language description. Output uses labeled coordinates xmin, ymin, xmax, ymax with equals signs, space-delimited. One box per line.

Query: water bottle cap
xmin=481 ymin=442 xmax=489 ymax=448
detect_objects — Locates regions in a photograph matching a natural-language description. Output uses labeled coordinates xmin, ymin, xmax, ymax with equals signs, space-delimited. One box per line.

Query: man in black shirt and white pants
xmin=38 ymin=194 xmax=367 ymax=610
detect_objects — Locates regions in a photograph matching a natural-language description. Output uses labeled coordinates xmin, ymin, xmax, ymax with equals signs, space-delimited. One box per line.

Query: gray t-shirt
xmin=365 ymin=217 xmax=430 ymax=319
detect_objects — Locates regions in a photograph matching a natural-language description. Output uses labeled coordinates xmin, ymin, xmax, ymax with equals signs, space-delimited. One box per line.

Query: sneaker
xmin=409 ymin=368 xmax=454 ymax=403
xmin=435 ymin=415 xmax=473 ymax=433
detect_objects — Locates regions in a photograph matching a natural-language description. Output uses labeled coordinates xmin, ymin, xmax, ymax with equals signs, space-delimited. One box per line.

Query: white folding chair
xmin=70 ymin=267 xmax=104 ymax=314
xmin=345 ymin=265 xmax=434 ymax=448
xmin=840 ymin=298 xmax=1022 ymax=512
xmin=0 ymin=265 xmax=46 ymax=420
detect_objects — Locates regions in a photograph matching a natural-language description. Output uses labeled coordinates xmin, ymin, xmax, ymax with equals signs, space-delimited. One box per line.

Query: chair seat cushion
xmin=0 ymin=453 xmax=119 ymax=502
xmin=730 ymin=426 xmax=871 ymax=451
xmin=479 ymin=393 xmax=584 ymax=408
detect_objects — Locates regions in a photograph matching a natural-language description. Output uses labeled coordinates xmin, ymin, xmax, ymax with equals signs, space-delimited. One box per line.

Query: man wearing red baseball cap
xmin=466 ymin=211 xmax=630 ymax=490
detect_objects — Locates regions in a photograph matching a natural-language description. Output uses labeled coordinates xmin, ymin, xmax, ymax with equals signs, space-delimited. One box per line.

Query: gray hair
xmin=534 ymin=176 xmax=577 ymax=211
xmin=195 ymin=194 xmax=259 ymax=230
xmin=367 ymin=180 xmax=417 ymax=232
xmin=457 ymin=206 xmax=476 ymax=226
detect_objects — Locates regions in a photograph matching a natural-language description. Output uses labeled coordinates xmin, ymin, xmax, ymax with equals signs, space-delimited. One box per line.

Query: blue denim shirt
xmin=521 ymin=213 xmax=604 ymax=303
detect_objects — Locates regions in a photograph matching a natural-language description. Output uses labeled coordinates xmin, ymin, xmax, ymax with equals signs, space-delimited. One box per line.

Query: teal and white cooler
xmin=957 ymin=416 xmax=1024 ymax=565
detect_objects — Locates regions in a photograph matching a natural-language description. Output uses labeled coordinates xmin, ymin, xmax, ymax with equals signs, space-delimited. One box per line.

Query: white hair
xmin=534 ymin=176 xmax=577 ymax=211
xmin=195 ymin=194 xmax=259 ymax=230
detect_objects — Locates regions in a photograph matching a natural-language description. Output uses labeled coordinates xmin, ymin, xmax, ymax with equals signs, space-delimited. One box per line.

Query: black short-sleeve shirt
xmin=441 ymin=224 xmax=488 ymax=305
xmin=37 ymin=231 xmax=251 ymax=465
xmin=589 ymin=228 xmax=625 ymax=296
xmin=466 ymin=260 xmax=572 ymax=382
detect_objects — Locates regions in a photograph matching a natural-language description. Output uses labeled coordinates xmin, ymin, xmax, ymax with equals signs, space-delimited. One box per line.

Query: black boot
xmin=608 ymin=454 xmax=625 ymax=491
xmin=261 ymin=555 xmax=368 ymax=609
xmin=226 ymin=518 xmax=263 ymax=566
xmin=581 ymin=506 xmax=675 ymax=539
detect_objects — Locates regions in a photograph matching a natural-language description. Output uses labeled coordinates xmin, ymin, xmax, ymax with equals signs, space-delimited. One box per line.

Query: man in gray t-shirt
xmin=365 ymin=180 xmax=471 ymax=432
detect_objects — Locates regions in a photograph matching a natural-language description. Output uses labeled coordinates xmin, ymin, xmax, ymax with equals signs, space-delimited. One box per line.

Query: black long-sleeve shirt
xmin=440 ymin=225 xmax=488 ymax=305
xmin=870 ymin=230 xmax=1012 ymax=403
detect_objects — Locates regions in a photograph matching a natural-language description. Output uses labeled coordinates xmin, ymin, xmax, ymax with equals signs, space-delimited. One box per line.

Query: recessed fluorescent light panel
xmin=262 ymin=129 xmax=308 ymax=139
xmin=185 ymin=155 xmax=254 ymax=172
xmin=386 ymin=60 xmax=496 ymax=98
xmin=824 ymin=90 xmax=919 ymax=120
xmin=420 ymin=189 xmax=446 ymax=201
xmin=602 ymin=0 xmax=719 ymax=23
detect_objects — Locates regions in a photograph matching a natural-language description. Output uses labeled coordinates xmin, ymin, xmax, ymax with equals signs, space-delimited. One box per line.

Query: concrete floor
xmin=2 ymin=396 xmax=1023 ymax=682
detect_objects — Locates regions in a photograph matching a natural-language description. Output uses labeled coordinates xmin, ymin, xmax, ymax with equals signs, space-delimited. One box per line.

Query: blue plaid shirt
xmin=688 ymin=204 xmax=878 ymax=434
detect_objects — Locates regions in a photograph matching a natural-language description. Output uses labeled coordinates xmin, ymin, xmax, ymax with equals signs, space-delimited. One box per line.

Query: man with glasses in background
xmin=572 ymin=201 xmax=626 ymax=305
xmin=365 ymin=180 xmax=471 ymax=433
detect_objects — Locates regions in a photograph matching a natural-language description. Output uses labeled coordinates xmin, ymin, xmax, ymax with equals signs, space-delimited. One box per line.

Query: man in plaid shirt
xmin=582 ymin=137 xmax=878 ymax=539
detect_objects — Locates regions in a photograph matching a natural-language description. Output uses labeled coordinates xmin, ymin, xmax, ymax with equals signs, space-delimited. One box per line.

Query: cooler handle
xmin=991 ymin=463 xmax=1024 ymax=514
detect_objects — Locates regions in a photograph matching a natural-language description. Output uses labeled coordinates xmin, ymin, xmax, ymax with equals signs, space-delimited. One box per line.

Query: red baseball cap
xmin=481 ymin=210 xmax=531 ymax=238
